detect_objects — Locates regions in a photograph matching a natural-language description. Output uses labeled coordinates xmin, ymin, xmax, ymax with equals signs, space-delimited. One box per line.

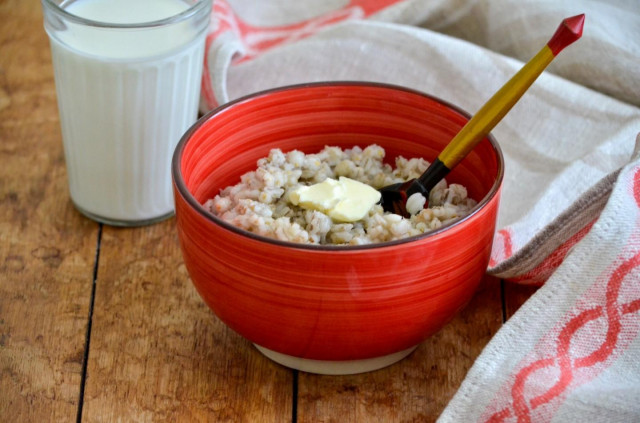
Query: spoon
xmin=379 ymin=14 xmax=585 ymax=217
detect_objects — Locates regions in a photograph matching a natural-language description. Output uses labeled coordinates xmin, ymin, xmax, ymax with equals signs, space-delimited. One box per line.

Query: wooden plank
xmin=504 ymin=282 xmax=540 ymax=319
xmin=297 ymin=275 xmax=503 ymax=423
xmin=0 ymin=1 xmax=99 ymax=421
xmin=81 ymin=222 xmax=293 ymax=422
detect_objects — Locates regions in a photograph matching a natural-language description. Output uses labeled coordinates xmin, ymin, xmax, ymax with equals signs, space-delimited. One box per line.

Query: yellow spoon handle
xmin=382 ymin=15 xmax=585 ymax=217
xmin=438 ymin=45 xmax=555 ymax=168
xmin=436 ymin=13 xmax=585 ymax=169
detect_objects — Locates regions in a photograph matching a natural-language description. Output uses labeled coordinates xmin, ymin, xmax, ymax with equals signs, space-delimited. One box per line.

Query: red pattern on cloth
xmin=489 ymin=228 xmax=514 ymax=267
xmin=508 ymin=220 xmax=597 ymax=286
xmin=201 ymin=0 xmax=402 ymax=109
xmin=480 ymin=167 xmax=640 ymax=422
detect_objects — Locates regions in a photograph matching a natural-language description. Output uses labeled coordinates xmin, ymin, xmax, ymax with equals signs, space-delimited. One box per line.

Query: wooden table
xmin=0 ymin=2 xmax=538 ymax=421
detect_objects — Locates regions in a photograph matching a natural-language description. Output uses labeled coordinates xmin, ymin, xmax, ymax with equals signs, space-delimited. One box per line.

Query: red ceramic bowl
xmin=172 ymin=82 xmax=503 ymax=374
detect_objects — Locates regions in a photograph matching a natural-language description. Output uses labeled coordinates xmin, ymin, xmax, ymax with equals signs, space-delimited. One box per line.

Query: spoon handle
xmin=417 ymin=14 xmax=585 ymax=193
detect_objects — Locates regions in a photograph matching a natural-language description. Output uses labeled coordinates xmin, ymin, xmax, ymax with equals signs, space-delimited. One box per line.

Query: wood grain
xmin=0 ymin=1 xmax=99 ymax=421
xmin=296 ymin=276 xmax=503 ymax=423
xmin=81 ymin=222 xmax=293 ymax=422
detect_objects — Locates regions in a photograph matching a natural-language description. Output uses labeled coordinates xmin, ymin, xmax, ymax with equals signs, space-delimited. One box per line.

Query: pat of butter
xmin=290 ymin=177 xmax=381 ymax=222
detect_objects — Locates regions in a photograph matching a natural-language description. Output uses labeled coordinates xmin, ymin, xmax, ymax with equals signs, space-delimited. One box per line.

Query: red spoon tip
xmin=547 ymin=14 xmax=585 ymax=56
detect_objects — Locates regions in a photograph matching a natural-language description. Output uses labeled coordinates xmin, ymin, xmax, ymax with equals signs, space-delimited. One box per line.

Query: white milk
xmin=45 ymin=0 xmax=210 ymax=225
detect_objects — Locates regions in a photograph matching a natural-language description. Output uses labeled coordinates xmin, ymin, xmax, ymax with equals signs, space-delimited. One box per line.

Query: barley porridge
xmin=204 ymin=145 xmax=477 ymax=245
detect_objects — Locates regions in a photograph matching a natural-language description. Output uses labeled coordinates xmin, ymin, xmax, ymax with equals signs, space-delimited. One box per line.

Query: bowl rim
xmin=172 ymin=81 xmax=504 ymax=251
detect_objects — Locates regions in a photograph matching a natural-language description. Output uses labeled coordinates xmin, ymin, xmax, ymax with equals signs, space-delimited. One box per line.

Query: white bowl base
xmin=254 ymin=344 xmax=418 ymax=375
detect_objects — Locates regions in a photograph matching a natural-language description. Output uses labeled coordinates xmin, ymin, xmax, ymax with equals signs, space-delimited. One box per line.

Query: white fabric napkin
xmin=200 ymin=1 xmax=640 ymax=420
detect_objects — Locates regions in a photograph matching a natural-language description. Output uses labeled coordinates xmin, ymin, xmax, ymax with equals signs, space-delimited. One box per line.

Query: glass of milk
xmin=41 ymin=0 xmax=212 ymax=226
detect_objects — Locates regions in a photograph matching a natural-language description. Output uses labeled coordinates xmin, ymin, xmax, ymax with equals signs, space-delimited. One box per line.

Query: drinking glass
xmin=42 ymin=0 xmax=212 ymax=226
